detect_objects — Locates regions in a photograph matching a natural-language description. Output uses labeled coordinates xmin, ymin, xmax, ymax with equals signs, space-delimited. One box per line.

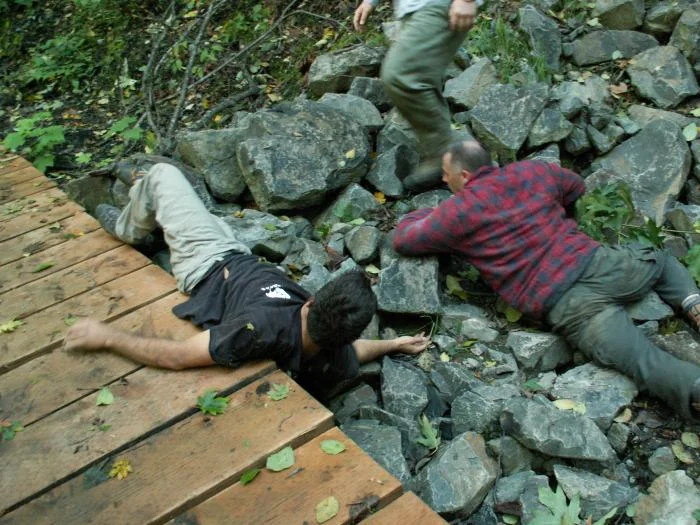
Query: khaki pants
xmin=547 ymin=245 xmax=700 ymax=419
xmin=115 ymin=163 xmax=250 ymax=293
xmin=381 ymin=0 xmax=467 ymax=160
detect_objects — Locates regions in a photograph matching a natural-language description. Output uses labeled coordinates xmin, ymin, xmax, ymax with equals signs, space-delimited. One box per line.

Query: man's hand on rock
xmin=393 ymin=332 xmax=431 ymax=355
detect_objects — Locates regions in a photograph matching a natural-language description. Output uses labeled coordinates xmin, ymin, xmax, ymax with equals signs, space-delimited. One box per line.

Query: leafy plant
xmin=1 ymin=420 xmax=24 ymax=441
xmin=416 ymin=414 xmax=441 ymax=450
xmin=2 ymin=112 xmax=66 ymax=172
xmin=683 ymin=245 xmax=700 ymax=286
xmin=196 ymin=389 xmax=229 ymax=415
xmin=528 ymin=486 xmax=616 ymax=525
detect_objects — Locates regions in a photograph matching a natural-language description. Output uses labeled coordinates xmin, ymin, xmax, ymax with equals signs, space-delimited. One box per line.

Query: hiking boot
xmin=682 ymin=293 xmax=700 ymax=332
xmin=95 ymin=204 xmax=121 ymax=238
xmin=403 ymin=161 xmax=444 ymax=193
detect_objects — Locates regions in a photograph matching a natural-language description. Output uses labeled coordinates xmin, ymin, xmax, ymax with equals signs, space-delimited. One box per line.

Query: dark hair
xmin=447 ymin=140 xmax=492 ymax=173
xmin=307 ymin=270 xmax=377 ymax=348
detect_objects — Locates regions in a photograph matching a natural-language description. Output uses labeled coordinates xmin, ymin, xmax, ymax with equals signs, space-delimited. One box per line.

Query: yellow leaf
xmin=553 ymin=399 xmax=586 ymax=415
xmin=613 ymin=407 xmax=632 ymax=423
xmin=246 ymin=323 xmax=254 ymax=331
xmin=109 ymin=459 xmax=133 ymax=480
xmin=345 ymin=148 xmax=356 ymax=160
xmin=374 ymin=192 xmax=386 ymax=204
xmin=322 ymin=28 xmax=335 ymax=40
xmin=315 ymin=496 xmax=339 ymax=523
xmin=213 ymin=114 xmax=223 ymax=123
xmin=440 ymin=352 xmax=450 ymax=362
xmin=183 ymin=9 xmax=198 ymax=18
xmin=1 ymin=319 xmax=24 ymax=333
xmin=267 ymin=93 xmax=283 ymax=102
xmin=671 ymin=441 xmax=694 ymax=464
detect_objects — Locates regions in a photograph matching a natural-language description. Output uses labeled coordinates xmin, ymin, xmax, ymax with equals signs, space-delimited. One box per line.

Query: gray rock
xmin=460 ymin=318 xmax=499 ymax=343
xmin=296 ymin=262 xmax=331 ymax=295
xmin=628 ymin=104 xmax=699 ymax=130
xmin=626 ymin=291 xmax=674 ymax=321
xmin=487 ymin=436 xmax=540 ymax=474
xmin=564 ymin=124 xmax=592 ymax=155
xmin=501 ymin=397 xmax=617 ymax=462
xmin=376 ymin=249 xmax=441 ymax=315
xmin=430 ymin=361 xmax=481 ymax=403
xmin=634 ymin=470 xmax=700 ymax=525
xmin=593 ymin=0 xmax=644 ymax=29
xmin=651 ymin=331 xmax=700 ymax=368
xmin=607 ymin=422 xmax=631 ymax=454
xmin=381 ymin=356 xmax=428 ymax=420
xmin=313 ymin=183 xmax=382 ymax=229
xmin=348 ymin=76 xmax=392 ymax=112
xmin=551 ymin=75 xmax=611 ymax=118
xmin=409 ymin=189 xmax=453 ymax=210
xmin=317 ymin=92 xmax=384 ymax=132
xmin=356 ymin=404 xmax=425 ymax=464
xmin=692 ymin=140 xmax=700 ymax=180
xmin=648 ymin=446 xmax=678 ymax=476
xmin=614 ymin=112 xmax=642 ymax=135
xmin=494 ymin=470 xmax=536 ymax=505
xmin=554 ymin=464 xmax=639 ymax=521
xmin=236 ymin=100 xmax=370 ymax=211
xmin=330 ymin=383 xmax=379 ymax=424
xmin=444 ymin=58 xmax=499 ymax=110
xmin=520 ymin=475 xmax=552 ymax=525
xmin=345 ymin=225 xmax=382 ymax=264
xmin=176 ymin=127 xmax=248 ymax=202
xmin=64 ymin=175 xmax=112 ymax=215
xmin=551 ymin=363 xmax=638 ymax=430
xmin=366 ymin=145 xmax=414 ymax=197
xmin=341 ymin=419 xmax=411 ymax=484
xmin=506 ymin=330 xmax=573 ymax=373
xmin=110 ymin=179 xmax=130 ymax=208
xmin=307 ymin=45 xmax=385 ymax=96
xmin=591 ymin=119 xmax=692 ymax=225
xmin=570 ymin=30 xmax=658 ymax=66
xmin=627 ymin=46 xmax=699 ymax=109
xmin=222 ymin=209 xmax=296 ymax=260
xmin=413 ymin=432 xmax=498 ymax=519
xmin=527 ymin=144 xmax=561 ymax=164
xmin=644 ymin=1 xmax=692 ymax=35
xmin=670 ymin=7 xmax=700 ymax=66
xmin=587 ymin=124 xmax=616 ymax=154
xmin=452 ymin=382 xmax=520 ymax=434
xmin=281 ymin=237 xmax=327 ymax=271
xmin=469 ymin=83 xmax=549 ymax=162
xmin=519 ymin=5 xmax=562 ymax=71
xmin=528 ymin=107 xmax=574 ymax=148
xmin=376 ymin=110 xmax=419 ymax=154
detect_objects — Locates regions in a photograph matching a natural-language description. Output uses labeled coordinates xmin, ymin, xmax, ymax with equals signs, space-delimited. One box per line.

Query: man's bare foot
xmin=63 ymin=319 xmax=113 ymax=352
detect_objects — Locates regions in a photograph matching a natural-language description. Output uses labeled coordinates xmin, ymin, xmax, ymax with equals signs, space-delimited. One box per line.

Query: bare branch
xmin=191 ymin=67 xmax=259 ymax=130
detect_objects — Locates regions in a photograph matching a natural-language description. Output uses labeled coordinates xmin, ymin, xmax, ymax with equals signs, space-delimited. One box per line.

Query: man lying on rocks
xmin=393 ymin=139 xmax=700 ymax=419
xmin=63 ymin=163 xmax=429 ymax=395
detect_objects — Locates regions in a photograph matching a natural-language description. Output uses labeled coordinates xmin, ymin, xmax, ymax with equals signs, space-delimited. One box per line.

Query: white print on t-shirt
xmin=261 ymin=283 xmax=291 ymax=300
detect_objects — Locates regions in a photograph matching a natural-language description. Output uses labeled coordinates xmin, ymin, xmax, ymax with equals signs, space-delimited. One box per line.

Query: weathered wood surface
xmin=170 ymin=426 xmax=403 ymax=525
xmin=0 ymin=157 xmax=447 ymax=524
xmin=361 ymin=492 xmax=449 ymax=524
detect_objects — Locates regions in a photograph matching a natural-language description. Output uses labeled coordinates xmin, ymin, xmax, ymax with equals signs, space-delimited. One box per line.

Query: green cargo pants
xmin=546 ymin=245 xmax=700 ymax=419
xmin=381 ymin=0 xmax=467 ymax=160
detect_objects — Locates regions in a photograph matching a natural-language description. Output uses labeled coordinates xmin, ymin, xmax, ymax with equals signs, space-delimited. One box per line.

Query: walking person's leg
xmin=109 ymin=163 xmax=250 ymax=292
xmin=381 ymin=0 xmax=467 ymax=190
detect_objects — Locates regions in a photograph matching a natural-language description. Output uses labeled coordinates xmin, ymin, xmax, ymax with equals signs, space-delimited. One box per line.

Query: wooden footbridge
xmin=0 ymin=154 xmax=447 ymax=524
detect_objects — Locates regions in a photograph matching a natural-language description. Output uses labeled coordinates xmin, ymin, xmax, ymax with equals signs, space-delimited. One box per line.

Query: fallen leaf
xmin=364 ymin=264 xmax=380 ymax=274
xmin=240 ymin=468 xmax=260 ymax=485
xmin=348 ymin=217 xmax=365 ymax=226
xmin=504 ymin=305 xmax=522 ymax=323
xmin=613 ymin=407 xmax=633 ymax=423
xmin=671 ymin=440 xmax=694 ymax=464
xmin=691 ymin=108 xmax=700 ymax=118
xmin=439 ymin=352 xmax=450 ymax=362
xmin=345 ymin=148 xmax=356 ymax=159
xmin=266 ymin=446 xmax=295 ymax=472
xmin=502 ymin=515 xmax=518 ymax=525
xmin=682 ymin=123 xmax=698 ymax=142
xmin=109 ymin=459 xmax=133 ymax=480
xmin=611 ymin=50 xmax=623 ymax=60
xmin=246 ymin=323 xmax=255 ymax=331
xmin=196 ymin=390 xmax=229 ymax=415
xmin=315 ymin=496 xmax=339 ymax=523
xmin=268 ymin=383 xmax=289 ymax=401
xmin=682 ymin=432 xmax=700 ymax=449
xmin=609 ymin=82 xmax=628 ymax=95
xmin=374 ymin=191 xmax=386 ymax=204
xmin=64 ymin=314 xmax=79 ymax=327
xmin=523 ymin=379 xmax=545 ymax=392
xmin=1 ymin=319 xmax=24 ymax=333
xmin=32 ymin=261 xmax=55 ymax=273
xmin=586 ymin=17 xmax=601 ymax=26
xmin=96 ymin=387 xmax=114 ymax=406
xmin=320 ymin=439 xmax=346 ymax=455
xmin=553 ymin=399 xmax=586 ymax=415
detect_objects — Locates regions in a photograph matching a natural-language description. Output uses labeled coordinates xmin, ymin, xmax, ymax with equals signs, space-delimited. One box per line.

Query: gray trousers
xmin=547 ymin=245 xmax=700 ymax=419
xmin=381 ymin=0 xmax=467 ymax=160
xmin=115 ymin=163 xmax=250 ymax=293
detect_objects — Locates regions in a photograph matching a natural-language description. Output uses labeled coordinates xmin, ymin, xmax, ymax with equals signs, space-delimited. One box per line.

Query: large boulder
xmin=307 ymin=45 xmax=386 ymax=96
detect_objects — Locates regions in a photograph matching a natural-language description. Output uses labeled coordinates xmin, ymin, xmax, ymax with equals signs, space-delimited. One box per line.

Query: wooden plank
xmin=0 ymin=366 xmax=298 ymax=518
xmin=0 ymin=292 xmax=199 ymax=426
xmin=0 ymin=211 xmax=100 ymax=266
xmin=0 ymin=164 xmax=44 ymax=184
xmin=0 ymin=156 xmax=32 ymax=176
xmin=0 ymin=189 xmax=83 ymax=240
xmin=170 ymin=426 xmax=403 ymax=525
xmin=0 ymin=265 xmax=176 ymax=374
xmin=0 ymin=176 xmax=56 ymax=204
xmin=362 ymin=492 xmax=448 ymax=525
xmin=0 ymin=228 xmax=122 ymax=293
xmin=0 ymin=245 xmax=150 ymax=320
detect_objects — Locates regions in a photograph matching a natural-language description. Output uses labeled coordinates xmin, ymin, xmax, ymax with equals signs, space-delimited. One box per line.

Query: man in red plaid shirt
xmin=393 ymin=139 xmax=700 ymax=419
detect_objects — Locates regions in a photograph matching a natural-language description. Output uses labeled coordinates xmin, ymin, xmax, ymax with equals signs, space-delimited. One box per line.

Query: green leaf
xmin=592 ymin=506 xmax=617 ymax=525
xmin=523 ymin=379 xmax=545 ymax=391
xmin=683 ymin=123 xmax=698 ymax=142
xmin=96 ymin=387 xmax=115 ymax=406
xmin=267 ymin=383 xmax=289 ymax=401
xmin=691 ymin=108 xmax=700 ymax=118
xmin=416 ymin=414 xmax=440 ymax=449
xmin=504 ymin=305 xmax=522 ymax=323
xmin=1 ymin=319 xmax=24 ymax=333
xmin=32 ymin=261 xmax=55 ymax=273
xmin=692 ymin=509 xmax=700 ymax=520
xmin=239 ymin=468 xmax=260 ymax=485
xmin=33 ymin=154 xmax=55 ymax=173
xmin=682 ymin=432 xmax=700 ymax=448
xmin=98 ymin=424 xmax=112 ymax=432
xmin=671 ymin=440 xmax=694 ymax=464
xmin=263 ymin=223 xmax=278 ymax=231
xmin=75 ymin=152 xmax=92 ymax=165
xmin=315 ymin=496 xmax=339 ymax=523
xmin=196 ymin=389 xmax=229 ymax=415
xmin=502 ymin=515 xmax=518 ymax=525
xmin=683 ymin=245 xmax=700 ymax=285
xmin=1 ymin=421 xmax=24 ymax=441
xmin=625 ymin=504 xmax=636 ymax=517
xmin=3 ymin=131 xmax=26 ymax=151
xmin=64 ymin=314 xmax=79 ymax=327
xmin=348 ymin=217 xmax=365 ymax=226
xmin=266 ymin=446 xmax=295 ymax=471
xmin=364 ymin=264 xmax=380 ymax=274
xmin=320 ymin=439 xmax=346 ymax=455
xmin=246 ymin=322 xmax=255 ymax=331
xmin=446 ymin=275 xmax=468 ymax=300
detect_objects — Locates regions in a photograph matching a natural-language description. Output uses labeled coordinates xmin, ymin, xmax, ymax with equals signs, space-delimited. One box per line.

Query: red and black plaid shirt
xmin=393 ymin=160 xmax=599 ymax=317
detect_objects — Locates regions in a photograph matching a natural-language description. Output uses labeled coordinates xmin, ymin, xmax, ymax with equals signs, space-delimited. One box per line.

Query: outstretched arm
xmin=353 ymin=333 xmax=430 ymax=364
xmin=64 ymin=319 xmax=214 ymax=370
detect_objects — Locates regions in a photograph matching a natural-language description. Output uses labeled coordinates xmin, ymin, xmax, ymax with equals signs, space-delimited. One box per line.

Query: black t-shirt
xmin=172 ymin=252 xmax=359 ymax=391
